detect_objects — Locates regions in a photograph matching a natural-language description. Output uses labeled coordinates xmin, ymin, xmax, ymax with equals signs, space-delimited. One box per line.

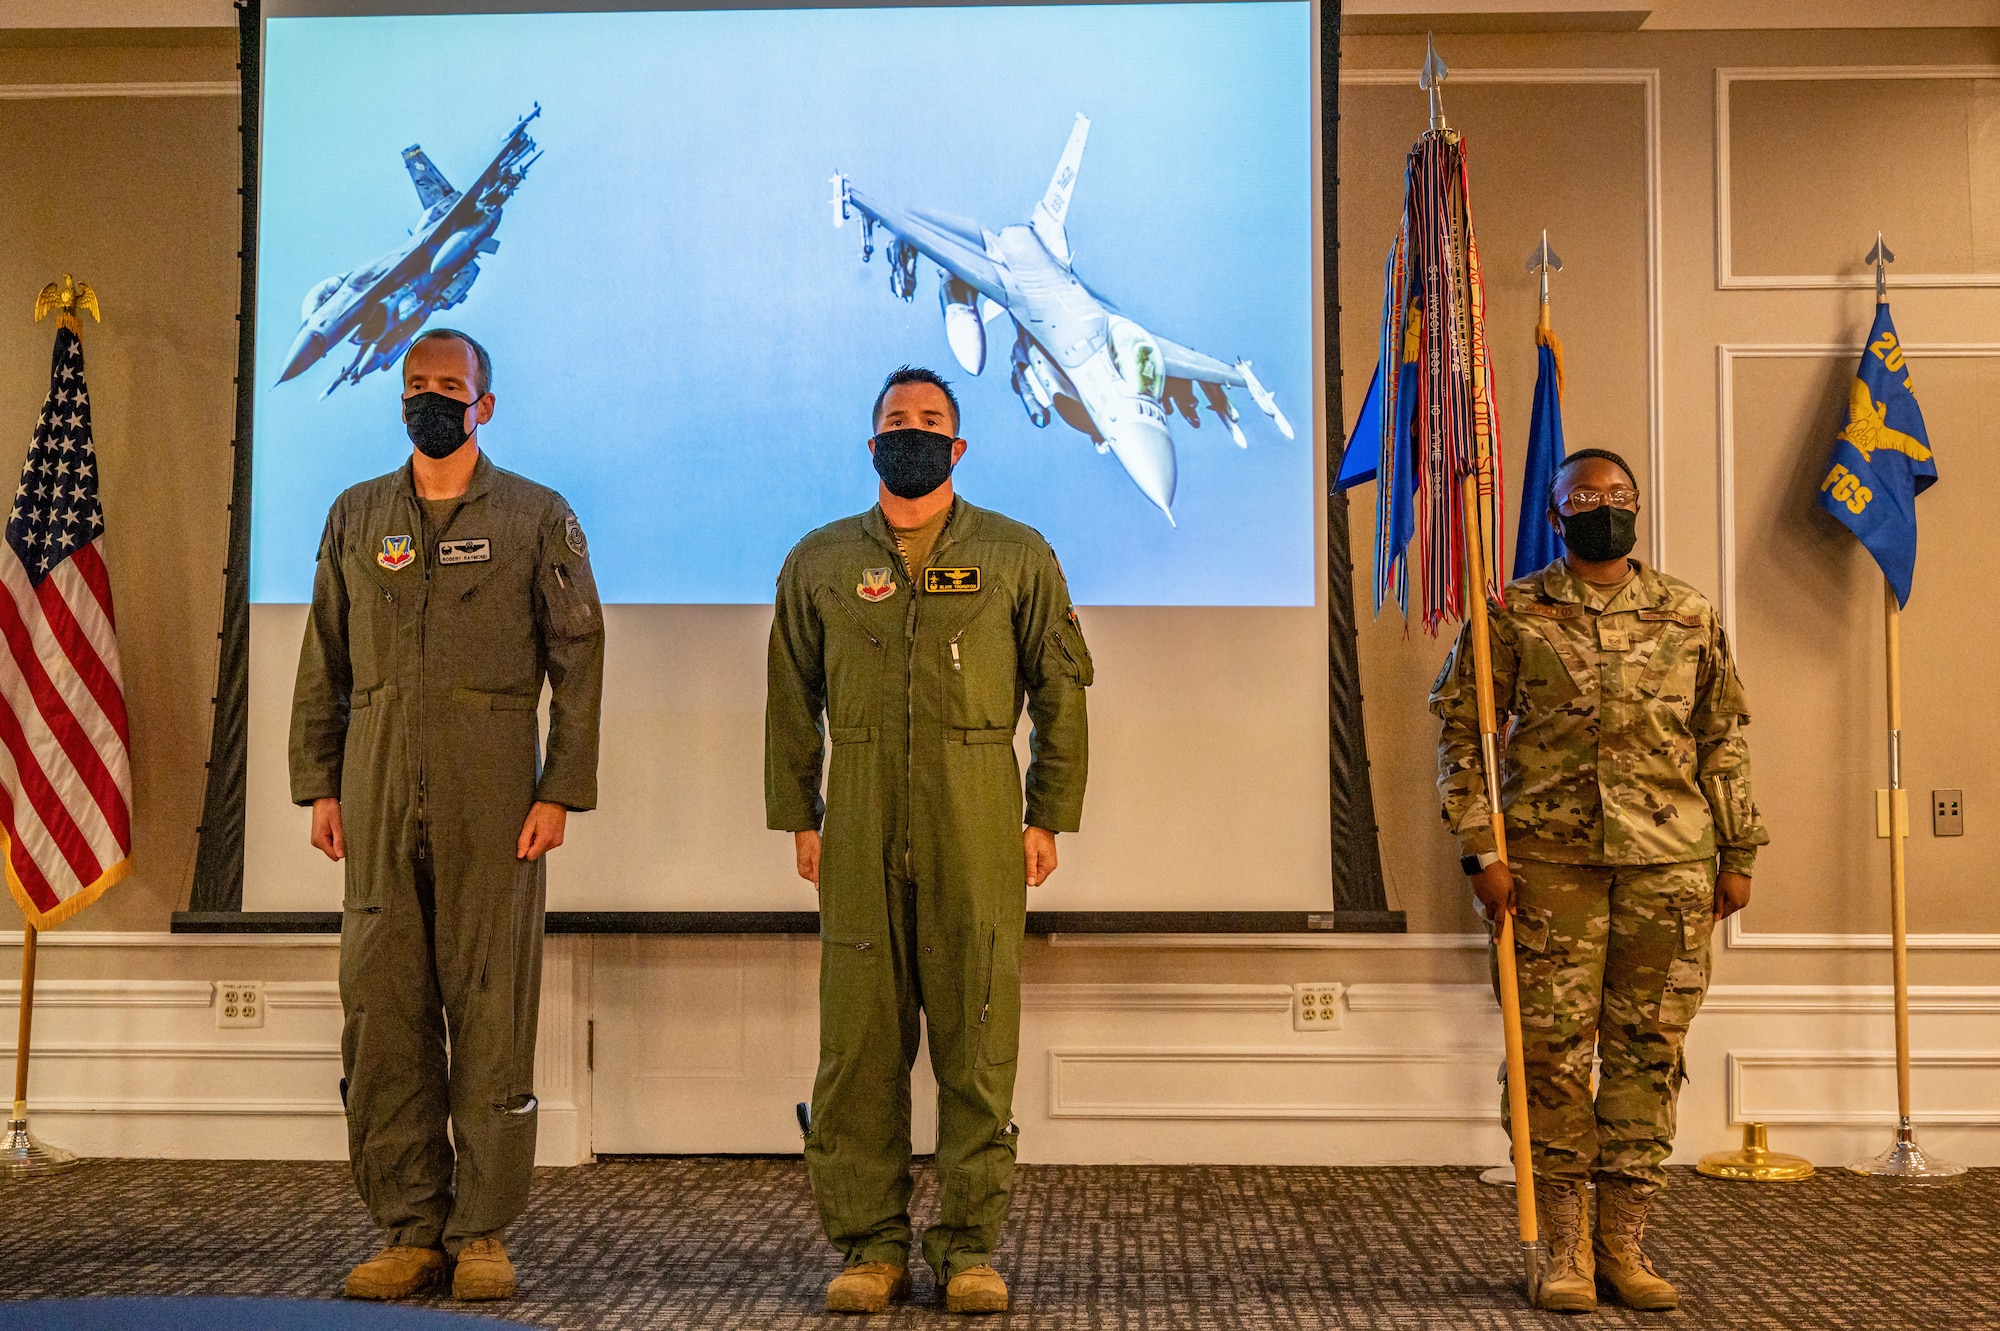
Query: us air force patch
xmin=438 ymin=538 xmax=491 ymax=565
xmin=924 ymin=567 xmax=981 ymax=594
xmin=377 ymin=534 xmax=415 ymax=572
xmin=857 ymin=567 xmax=897 ymax=603
xmin=564 ymin=513 xmax=588 ymax=558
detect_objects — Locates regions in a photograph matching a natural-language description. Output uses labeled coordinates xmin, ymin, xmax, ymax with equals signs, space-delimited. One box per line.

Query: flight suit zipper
xmin=828 ymin=593 xmax=881 ymax=648
xmin=980 ymin=926 xmax=996 ymax=1023
xmin=415 ymin=494 xmax=432 ymax=859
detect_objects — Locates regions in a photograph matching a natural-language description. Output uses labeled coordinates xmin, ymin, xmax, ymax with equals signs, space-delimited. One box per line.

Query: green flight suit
xmin=290 ymin=451 xmax=604 ymax=1254
xmin=766 ymin=497 xmax=1091 ymax=1283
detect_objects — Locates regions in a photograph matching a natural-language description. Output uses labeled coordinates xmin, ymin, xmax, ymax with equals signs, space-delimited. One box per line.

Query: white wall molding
xmin=1026 ymin=984 xmax=1294 ymax=1013
xmin=1715 ymin=66 xmax=2000 ymax=291
xmin=0 ymin=81 xmax=238 ymax=99
xmin=0 ymin=930 xmax=340 ymax=948
xmin=1727 ymin=1049 xmax=2000 ymax=1126
xmin=0 ymin=980 xmax=213 ymax=1008
xmin=1702 ymin=983 xmax=2000 ymax=1012
xmin=1047 ymin=1046 xmax=1495 ymax=1122
xmin=1723 ymin=912 xmax=2000 ymax=952
xmin=1344 ymin=66 xmax=1666 ymax=567
xmin=1713 ymin=340 xmax=2000 ymax=952
xmin=1047 ymin=932 xmax=1486 ymax=950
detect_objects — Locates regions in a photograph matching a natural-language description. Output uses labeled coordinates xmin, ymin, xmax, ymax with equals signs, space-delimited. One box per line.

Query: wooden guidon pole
xmin=1884 ymin=582 xmax=1913 ymax=1132
xmin=12 ymin=922 xmax=35 ymax=1125
xmin=1461 ymin=473 xmax=1543 ymax=1293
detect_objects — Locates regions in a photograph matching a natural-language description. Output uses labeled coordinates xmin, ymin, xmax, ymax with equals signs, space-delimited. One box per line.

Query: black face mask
xmin=403 ymin=390 xmax=475 ymax=460
xmin=1559 ymin=505 xmax=1638 ymax=563
xmin=871 ymin=427 xmax=956 ymax=500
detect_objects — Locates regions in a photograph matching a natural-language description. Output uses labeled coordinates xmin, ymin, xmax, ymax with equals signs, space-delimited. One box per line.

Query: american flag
xmin=0 ymin=326 xmax=132 ymax=927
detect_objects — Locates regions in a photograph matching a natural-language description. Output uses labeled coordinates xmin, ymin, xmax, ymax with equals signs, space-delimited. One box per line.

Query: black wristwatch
xmin=1460 ymin=851 xmax=1501 ymax=876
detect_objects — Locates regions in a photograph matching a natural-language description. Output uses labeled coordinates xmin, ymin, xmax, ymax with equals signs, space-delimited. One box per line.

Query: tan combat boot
xmin=826 ymin=1262 xmax=911 ymax=1313
xmin=944 ymin=1265 xmax=1009 ymax=1314
xmin=451 ymin=1236 xmax=518 ymax=1301
xmin=342 ymin=1244 xmax=448 ymax=1300
xmin=1595 ymin=1177 xmax=1678 ymax=1310
xmin=1534 ymin=1179 xmax=1598 ymax=1313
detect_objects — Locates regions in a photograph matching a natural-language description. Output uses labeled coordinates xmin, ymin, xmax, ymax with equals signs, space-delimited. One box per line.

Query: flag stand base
xmin=1 ymin=1115 xmax=79 ymax=1177
xmin=1696 ymin=1122 xmax=1815 ymax=1181
xmin=1849 ymin=1119 xmax=1964 ymax=1181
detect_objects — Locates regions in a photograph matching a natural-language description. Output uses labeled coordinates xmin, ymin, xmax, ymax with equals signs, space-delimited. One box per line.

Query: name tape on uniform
xmin=924 ymin=567 xmax=981 ymax=594
xmin=438 ymin=538 xmax=492 ymax=565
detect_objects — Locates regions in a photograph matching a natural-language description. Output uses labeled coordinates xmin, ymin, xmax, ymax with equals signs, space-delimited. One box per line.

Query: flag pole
xmin=1462 ymin=475 xmax=1544 ymax=1293
xmin=3 ymin=919 xmax=77 ymax=1175
xmin=1848 ymin=236 xmax=1960 ymax=1181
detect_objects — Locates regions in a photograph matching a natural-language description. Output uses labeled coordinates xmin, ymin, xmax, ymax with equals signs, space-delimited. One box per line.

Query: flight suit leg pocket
xmin=818 ymin=934 xmax=883 ymax=1058
xmin=973 ymin=923 xmax=1021 ymax=1070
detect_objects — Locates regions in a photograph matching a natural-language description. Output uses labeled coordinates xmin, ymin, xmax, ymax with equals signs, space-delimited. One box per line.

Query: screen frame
xmin=180 ymin=0 xmax=1398 ymax=935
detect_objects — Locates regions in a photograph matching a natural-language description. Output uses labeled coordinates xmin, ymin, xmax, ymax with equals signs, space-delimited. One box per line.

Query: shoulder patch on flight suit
xmin=438 ymin=538 xmax=491 ymax=565
xmin=857 ymin=567 xmax=897 ymax=603
xmin=563 ymin=513 xmax=588 ymax=557
xmin=377 ymin=534 xmax=415 ymax=572
xmin=924 ymin=567 xmax=981 ymax=594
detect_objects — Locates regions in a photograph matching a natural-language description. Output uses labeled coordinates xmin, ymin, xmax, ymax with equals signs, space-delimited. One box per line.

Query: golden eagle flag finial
xmin=34 ymin=274 xmax=101 ymax=337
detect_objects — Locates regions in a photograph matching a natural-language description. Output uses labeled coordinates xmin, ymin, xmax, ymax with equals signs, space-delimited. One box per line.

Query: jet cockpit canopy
xmin=1108 ymin=316 xmax=1166 ymax=401
xmin=301 ymin=273 xmax=347 ymax=322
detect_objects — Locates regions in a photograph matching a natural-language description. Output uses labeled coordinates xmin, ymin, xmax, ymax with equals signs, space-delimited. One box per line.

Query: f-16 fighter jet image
xmin=829 ymin=113 xmax=1293 ymax=524
xmin=277 ymin=105 xmax=542 ymax=396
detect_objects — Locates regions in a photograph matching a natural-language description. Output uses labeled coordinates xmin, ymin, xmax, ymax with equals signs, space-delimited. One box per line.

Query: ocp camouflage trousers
xmin=1494 ymin=858 xmax=1716 ymax=1187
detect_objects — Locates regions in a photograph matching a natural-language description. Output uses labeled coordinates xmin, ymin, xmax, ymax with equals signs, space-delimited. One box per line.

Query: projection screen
xmin=232 ymin=0 xmax=1359 ymax=921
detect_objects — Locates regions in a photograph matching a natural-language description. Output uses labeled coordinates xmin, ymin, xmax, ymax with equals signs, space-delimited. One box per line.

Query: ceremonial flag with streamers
xmin=0 ymin=326 xmax=132 ymax=928
xmin=1335 ymin=308 xmax=1419 ymax=582
xmin=1371 ymin=130 xmax=1504 ymax=631
xmin=1512 ymin=321 xmax=1566 ymax=579
xmin=1818 ymin=304 xmax=1937 ymax=607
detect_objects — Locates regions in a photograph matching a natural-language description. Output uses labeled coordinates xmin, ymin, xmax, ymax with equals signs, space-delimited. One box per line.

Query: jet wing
xmin=1154 ymin=334 xmax=1247 ymax=388
xmin=843 ymin=185 xmax=1008 ymax=304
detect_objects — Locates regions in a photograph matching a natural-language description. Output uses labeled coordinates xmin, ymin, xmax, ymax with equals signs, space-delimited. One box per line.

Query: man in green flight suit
xmin=1432 ymin=449 xmax=1767 ymax=1314
xmin=291 ymin=329 xmax=604 ymax=1303
xmin=767 ymin=366 xmax=1092 ymax=1316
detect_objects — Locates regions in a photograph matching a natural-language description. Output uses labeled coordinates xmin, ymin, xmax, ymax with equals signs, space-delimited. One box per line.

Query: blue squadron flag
xmin=1512 ymin=321 xmax=1566 ymax=579
xmin=1818 ymin=304 xmax=1937 ymax=606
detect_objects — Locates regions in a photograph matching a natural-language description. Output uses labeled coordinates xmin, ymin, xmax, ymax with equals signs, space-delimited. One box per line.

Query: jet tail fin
xmin=402 ymin=145 xmax=457 ymax=212
xmin=1030 ymin=113 xmax=1090 ymax=266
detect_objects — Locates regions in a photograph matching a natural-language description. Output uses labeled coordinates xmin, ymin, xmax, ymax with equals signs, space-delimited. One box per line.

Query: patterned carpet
xmin=1 ymin=1159 xmax=1994 ymax=1329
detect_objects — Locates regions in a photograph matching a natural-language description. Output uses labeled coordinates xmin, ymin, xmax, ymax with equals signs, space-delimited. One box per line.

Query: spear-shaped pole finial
xmin=1420 ymin=32 xmax=1449 ymax=132
xmin=1526 ymin=231 xmax=1563 ymax=331
xmin=1864 ymin=232 xmax=1896 ymax=305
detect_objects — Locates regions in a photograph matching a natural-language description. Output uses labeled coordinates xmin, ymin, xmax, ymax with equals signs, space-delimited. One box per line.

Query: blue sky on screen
xmin=251 ymin=3 xmax=1313 ymax=605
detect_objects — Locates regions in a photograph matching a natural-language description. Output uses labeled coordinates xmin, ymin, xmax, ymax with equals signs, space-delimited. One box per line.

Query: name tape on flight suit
xmin=438 ymin=538 xmax=492 ymax=565
xmin=924 ymin=567 xmax=981 ymax=594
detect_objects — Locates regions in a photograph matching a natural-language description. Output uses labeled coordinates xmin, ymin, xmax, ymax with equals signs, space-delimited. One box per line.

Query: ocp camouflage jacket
xmin=1430 ymin=560 xmax=1768 ymax=873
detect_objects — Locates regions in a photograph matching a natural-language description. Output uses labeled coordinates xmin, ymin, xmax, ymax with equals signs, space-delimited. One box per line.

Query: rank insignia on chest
xmin=857 ymin=567 xmax=898 ymax=603
xmin=924 ymin=567 xmax=981 ymax=594
xmin=377 ymin=534 xmax=415 ymax=572
xmin=438 ymin=538 xmax=491 ymax=565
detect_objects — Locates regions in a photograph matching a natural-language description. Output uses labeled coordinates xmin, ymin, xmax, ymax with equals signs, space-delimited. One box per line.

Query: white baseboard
xmin=6 ymin=944 xmax=1996 ymax=1167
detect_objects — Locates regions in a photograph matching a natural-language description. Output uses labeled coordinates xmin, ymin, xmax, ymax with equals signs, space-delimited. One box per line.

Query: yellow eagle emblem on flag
xmin=1840 ymin=379 xmax=1932 ymax=464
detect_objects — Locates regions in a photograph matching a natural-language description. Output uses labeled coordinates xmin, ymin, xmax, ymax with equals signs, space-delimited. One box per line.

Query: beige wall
xmin=3 ymin=24 xmax=1997 ymax=1002
xmin=1341 ymin=25 xmax=2000 ymax=991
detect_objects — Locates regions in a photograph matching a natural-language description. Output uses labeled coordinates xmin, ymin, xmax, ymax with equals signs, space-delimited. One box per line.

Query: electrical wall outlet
xmin=1292 ymin=983 xmax=1344 ymax=1032
xmin=1933 ymin=790 xmax=1964 ymax=837
xmin=216 ymin=981 xmax=264 ymax=1029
